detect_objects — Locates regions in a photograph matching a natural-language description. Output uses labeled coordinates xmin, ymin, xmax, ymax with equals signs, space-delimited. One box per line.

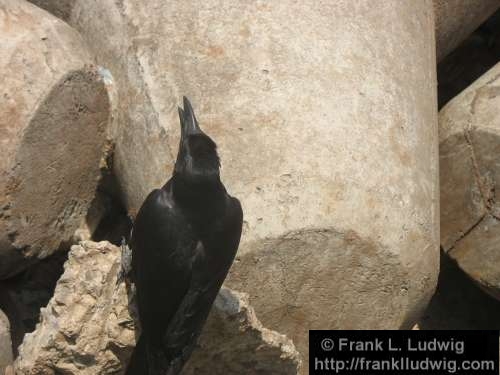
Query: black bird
xmin=125 ymin=97 xmax=243 ymax=375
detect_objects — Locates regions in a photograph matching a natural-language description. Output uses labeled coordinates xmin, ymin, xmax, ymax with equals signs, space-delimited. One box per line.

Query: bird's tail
xmin=125 ymin=335 xmax=149 ymax=375
xmin=125 ymin=335 xmax=181 ymax=375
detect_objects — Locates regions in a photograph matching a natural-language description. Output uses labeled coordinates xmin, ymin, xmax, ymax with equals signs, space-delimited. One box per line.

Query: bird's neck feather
xmin=171 ymin=172 xmax=226 ymax=220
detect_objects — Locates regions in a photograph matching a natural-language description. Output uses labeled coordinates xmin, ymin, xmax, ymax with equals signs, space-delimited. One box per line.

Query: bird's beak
xmin=178 ymin=96 xmax=201 ymax=139
xmin=178 ymin=107 xmax=186 ymax=140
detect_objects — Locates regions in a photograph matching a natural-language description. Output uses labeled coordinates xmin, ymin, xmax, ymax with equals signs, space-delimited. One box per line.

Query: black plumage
xmin=125 ymin=97 xmax=243 ymax=375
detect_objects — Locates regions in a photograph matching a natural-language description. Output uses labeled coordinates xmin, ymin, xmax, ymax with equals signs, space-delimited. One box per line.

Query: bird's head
xmin=174 ymin=97 xmax=220 ymax=182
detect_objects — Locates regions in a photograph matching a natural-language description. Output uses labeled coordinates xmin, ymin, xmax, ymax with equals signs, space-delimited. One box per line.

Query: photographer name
xmin=336 ymin=338 xmax=464 ymax=354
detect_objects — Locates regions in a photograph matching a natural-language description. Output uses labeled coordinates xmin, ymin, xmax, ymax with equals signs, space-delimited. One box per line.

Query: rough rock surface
xmin=14 ymin=241 xmax=300 ymax=374
xmin=439 ymin=62 xmax=500 ymax=301
xmin=13 ymin=242 xmax=134 ymax=374
xmin=434 ymin=0 xmax=500 ymax=61
xmin=0 ymin=0 xmax=110 ymax=279
xmin=31 ymin=0 xmax=500 ymax=65
xmin=44 ymin=1 xmax=440 ymax=367
xmin=184 ymin=288 xmax=301 ymax=375
xmin=0 ymin=309 xmax=13 ymax=375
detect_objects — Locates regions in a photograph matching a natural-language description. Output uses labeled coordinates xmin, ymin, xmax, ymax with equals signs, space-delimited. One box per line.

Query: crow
xmin=125 ymin=97 xmax=243 ymax=375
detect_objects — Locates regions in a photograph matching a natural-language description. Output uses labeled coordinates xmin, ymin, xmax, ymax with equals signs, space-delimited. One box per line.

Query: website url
xmin=314 ymin=356 xmax=496 ymax=373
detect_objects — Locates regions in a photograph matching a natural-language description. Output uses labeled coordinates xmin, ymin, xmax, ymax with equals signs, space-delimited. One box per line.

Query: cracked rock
xmin=184 ymin=288 xmax=301 ymax=375
xmin=439 ymin=62 xmax=500 ymax=300
xmin=14 ymin=241 xmax=300 ymax=374
xmin=0 ymin=0 xmax=110 ymax=279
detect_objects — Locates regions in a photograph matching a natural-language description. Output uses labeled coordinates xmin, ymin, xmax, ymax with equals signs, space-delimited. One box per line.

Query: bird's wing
xmin=161 ymin=268 xmax=225 ymax=374
xmin=161 ymin=195 xmax=243 ymax=369
xmin=131 ymin=185 xmax=198 ymax=341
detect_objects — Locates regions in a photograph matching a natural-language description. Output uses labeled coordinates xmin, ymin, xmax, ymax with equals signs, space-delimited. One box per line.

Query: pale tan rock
xmin=439 ymin=62 xmax=500 ymax=301
xmin=0 ymin=0 xmax=110 ymax=279
xmin=14 ymin=241 xmax=135 ymax=374
xmin=434 ymin=0 xmax=500 ymax=61
xmin=14 ymin=241 xmax=300 ymax=374
xmin=58 ymin=0 xmax=440 ymax=367
xmin=0 ymin=309 xmax=13 ymax=375
xmin=185 ymin=288 xmax=301 ymax=375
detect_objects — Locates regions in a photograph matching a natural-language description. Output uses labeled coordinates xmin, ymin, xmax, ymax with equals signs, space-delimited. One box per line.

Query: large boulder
xmin=434 ymin=0 xmax=500 ymax=61
xmin=14 ymin=241 xmax=301 ymax=374
xmin=42 ymin=0 xmax=440 ymax=366
xmin=0 ymin=0 xmax=111 ymax=279
xmin=30 ymin=0 xmax=500 ymax=64
xmin=439 ymin=62 xmax=500 ymax=301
